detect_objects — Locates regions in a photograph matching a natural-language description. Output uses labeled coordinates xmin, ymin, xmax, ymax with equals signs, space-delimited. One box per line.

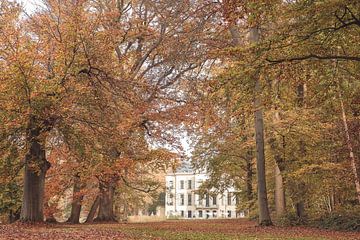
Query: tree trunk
xmin=251 ymin=27 xmax=272 ymax=226
xmin=20 ymin=119 xmax=50 ymax=222
xmin=272 ymin=78 xmax=286 ymax=217
xmin=245 ymin=151 xmax=254 ymax=216
xmin=8 ymin=208 xmax=20 ymax=223
xmin=67 ymin=174 xmax=84 ymax=224
xmin=294 ymin=84 xmax=307 ymax=219
xmin=94 ymin=181 xmax=117 ymax=222
xmin=338 ymin=84 xmax=360 ymax=203
xmin=296 ymin=201 xmax=305 ymax=218
xmin=274 ymin=163 xmax=286 ymax=216
xmin=85 ymin=196 xmax=100 ymax=223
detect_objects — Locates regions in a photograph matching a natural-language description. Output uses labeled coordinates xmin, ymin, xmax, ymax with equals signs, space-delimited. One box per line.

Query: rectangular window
xmin=180 ymin=194 xmax=184 ymax=205
xmin=180 ymin=180 xmax=184 ymax=189
xmin=212 ymin=195 xmax=217 ymax=205
xmin=169 ymin=181 xmax=173 ymax=188
xmin=187 ymin=193 xmax=192 ymax=206
xmin=205 ymin=194 xmax=210 ymax=207
xmin=188 ymin=210 xmax=192 ymax=218
xmin=188 ymin=180 xmax=192 ymax=189
xmin=168 ymin=193 xmax=174 ymax=205
xmin=198 ymin=195 xmax=203 ymax=206
xmin=198 ymin=210 xmax=203 ymax=218
xmin=181 ymin=210 xmax=184 ymax=217
xmin=227 ymin=210 xmax=231 ymax=218
xmin=227 ymin=192 xmax=232 ymax=206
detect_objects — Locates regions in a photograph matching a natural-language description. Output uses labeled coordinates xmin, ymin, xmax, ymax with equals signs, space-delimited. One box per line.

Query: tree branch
xmin=266 ymin=54 xmax=360 ymax=64
xmin=120 ymin=175 xmax=160 ymax=193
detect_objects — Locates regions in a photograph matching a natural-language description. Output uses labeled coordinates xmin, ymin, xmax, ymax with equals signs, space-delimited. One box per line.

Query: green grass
xmin=124 ymin=228 xmax=234 ymax=240
xmin=119 ymin=227 xmax=328 ymax=240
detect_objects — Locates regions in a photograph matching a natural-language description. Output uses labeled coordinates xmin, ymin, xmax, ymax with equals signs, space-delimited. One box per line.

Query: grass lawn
xmin=0 ymin=219 xmax=359 ymax=239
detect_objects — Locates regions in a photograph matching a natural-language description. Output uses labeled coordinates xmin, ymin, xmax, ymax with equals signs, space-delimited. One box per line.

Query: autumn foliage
xmin=0 ymin=0 xmax=359 ymax=237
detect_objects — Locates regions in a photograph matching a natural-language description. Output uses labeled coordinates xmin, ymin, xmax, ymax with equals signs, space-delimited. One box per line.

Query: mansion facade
xmin=165 ymin=171 xmax=244 ymax=219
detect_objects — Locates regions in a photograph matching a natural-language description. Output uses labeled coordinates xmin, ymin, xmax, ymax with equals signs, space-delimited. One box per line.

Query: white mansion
xmin=165 ymin=169 xmax=244 ymax=219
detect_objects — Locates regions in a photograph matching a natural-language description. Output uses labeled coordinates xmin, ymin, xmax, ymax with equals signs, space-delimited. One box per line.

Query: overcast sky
xmin=20 ymin=0 xmax=39 ymax=14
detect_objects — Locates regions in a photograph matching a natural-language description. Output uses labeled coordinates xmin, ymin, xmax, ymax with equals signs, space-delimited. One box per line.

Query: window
xmin=228 ymin=210 xmax=232 ymax=218
xmin=168 ymin=193 xmax=174 ymax=205
xmin=213 ymin=210 xmax=217 ymax=218
xmin=221 ymin=210 xmax=225 ymax=218
xmin=205 ymin=194 xmax=210 ymax=207
xmin=227 ymin=192 xmax=232 ymax=206
xmin=188 ymin=210 xmax=192 ymax=218
xmin=188 ymin=180 xmax=192 ymax=189
xmin=212 ymin=195 xmax=217 ymax=205
xmin=169 ymin=180 xmax=173 ymax=189
xmin=198 ymin=210 xmax=203 ymax=218
xmin=180 ymin=180 xmax=184 ymax=189
xmin=198 ymin=195 xmax=203 ymax=206
xmin=180 ymin=194 xmax=185 ymax=205
xmin=187 ymin=193 xmax=192 ymax=206
xmin=181 ymin=211 xmax=184 ymax=217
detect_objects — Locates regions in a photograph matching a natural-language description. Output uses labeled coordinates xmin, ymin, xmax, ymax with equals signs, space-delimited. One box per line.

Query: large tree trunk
xmin=251 ymin=27 xmax=272 ymax=226
xmin=67 ymin=174 xmax=84 ymax=224
xmin=20 ymin=119 xmax=50 ymax=222
xmin=230 ymin=24 xmax=254 ymax=217
xmin=94 ymin=181 xmax=117 ymax=222
xmin=85 ymin=196 xmax=100 ymax=223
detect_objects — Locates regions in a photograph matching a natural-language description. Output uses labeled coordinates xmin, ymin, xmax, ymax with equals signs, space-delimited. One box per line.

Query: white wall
xmin=165 ymin=172 xmax=243 ymax=219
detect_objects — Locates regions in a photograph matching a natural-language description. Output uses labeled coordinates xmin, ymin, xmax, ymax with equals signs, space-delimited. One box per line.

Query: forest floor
xmin=1 ymin=219 xmax=360 ymax=240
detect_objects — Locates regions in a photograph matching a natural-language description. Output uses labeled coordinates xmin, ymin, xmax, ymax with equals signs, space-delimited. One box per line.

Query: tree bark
xmin=67 ymin=174 xmax=84 ymax=224
xmin=272 ymin=78 xmax=286 ymax=217
xmin=296 ymin=200 xmax=305 ymax=218
xmin=245 ymin=150 xmax=254 ymax=216
xmin=20 ymin=118 xmax=50 ymax=222
xmin=85 ymin=196 xmax=100 ymax=223
xmin=94 ymin=181 xmax=117 ymax=222
xmin=274 ymin=163 xmax=286 ymax=216
xmin=251 ymin=27 xmax=272 ymax=226
xmin=295 ymin=84 xmax=307 ymax=219
xmin=8 ymin=208 xmax=20 ymax=223
xmin=338 ymin=84 xmax=360 ymax=203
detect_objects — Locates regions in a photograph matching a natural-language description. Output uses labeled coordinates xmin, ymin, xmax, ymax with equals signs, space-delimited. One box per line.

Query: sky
xmin=20 ymin=0 xmax=39 ymax=14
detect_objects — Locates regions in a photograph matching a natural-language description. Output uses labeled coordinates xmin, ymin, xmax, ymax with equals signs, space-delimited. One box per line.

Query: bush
xmin=310 ymin=207 xmax=360 ymax=231
xmin=277 ymin=211 xmax=307 ymax=226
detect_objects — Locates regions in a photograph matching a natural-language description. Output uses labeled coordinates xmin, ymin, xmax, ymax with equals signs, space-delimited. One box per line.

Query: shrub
xmin=310 ymin=207 xmax=360 ymax=231
xmin=277 ymin=211 xmax=307 ymax=226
